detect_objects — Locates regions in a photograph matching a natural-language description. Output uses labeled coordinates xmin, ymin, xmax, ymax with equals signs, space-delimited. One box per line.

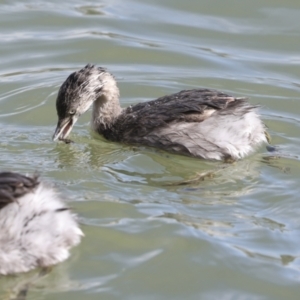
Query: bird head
xmin=53 ymin=64 xmax=106 ymax=141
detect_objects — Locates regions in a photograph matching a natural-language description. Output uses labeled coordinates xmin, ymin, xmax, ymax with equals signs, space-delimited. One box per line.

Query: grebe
xmin=0 ymin=172 xmax=83 ymax=275
xmin=53 ymin=64 xmax=268 ymax=160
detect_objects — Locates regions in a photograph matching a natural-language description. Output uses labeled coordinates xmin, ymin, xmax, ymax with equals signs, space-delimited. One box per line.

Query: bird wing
xmin=0 ymin=172 xmax=39 ymax=209
xmin=121 ymin=89 xmax=247 ymax=138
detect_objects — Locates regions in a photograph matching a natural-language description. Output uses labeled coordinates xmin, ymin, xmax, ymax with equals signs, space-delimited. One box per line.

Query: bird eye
xmin=69 ymin=109 xmax=76 ymax=115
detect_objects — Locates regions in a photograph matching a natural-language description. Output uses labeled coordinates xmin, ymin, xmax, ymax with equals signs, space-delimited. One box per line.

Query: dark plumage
xmin=0 ymin=172 xmax=38 ymax=209
xmin=101 ymin=90 xmax=251 ymax=141
xmin=53 ymin=64 xmax=268 ymax=160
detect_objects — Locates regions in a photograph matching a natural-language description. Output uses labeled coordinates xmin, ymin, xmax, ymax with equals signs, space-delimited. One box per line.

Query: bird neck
xmin=92 ymin=85 xmax=122 ymax=132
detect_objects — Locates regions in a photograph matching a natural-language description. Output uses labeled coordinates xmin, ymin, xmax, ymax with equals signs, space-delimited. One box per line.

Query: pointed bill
xmin=52 ymin=116 xmax=78 ymax=141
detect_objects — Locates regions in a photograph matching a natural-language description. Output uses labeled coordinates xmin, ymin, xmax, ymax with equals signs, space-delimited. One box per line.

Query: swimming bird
xmin=0 ymin=171 xmax=83 ymax=275
xmin=53 ymin=64 xmax=268 ymax=160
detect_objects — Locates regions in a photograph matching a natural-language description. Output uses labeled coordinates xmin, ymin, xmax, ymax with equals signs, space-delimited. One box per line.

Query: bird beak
xmin=52 ymin=116 xmax=78 ymax=141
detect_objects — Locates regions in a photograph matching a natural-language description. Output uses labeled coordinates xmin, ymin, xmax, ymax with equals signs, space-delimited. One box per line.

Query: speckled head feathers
xmin=56 ymin=64 xmax=107 ymax=119
xmin=53 ymin=64 xmax=118 ymax=141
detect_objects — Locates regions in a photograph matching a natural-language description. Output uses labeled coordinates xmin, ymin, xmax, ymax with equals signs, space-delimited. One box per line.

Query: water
xmin=0 ymin=0 xmax=300 ymax=299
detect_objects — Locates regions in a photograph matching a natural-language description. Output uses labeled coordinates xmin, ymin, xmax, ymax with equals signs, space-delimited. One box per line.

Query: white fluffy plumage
xmin=0 ymin=173 xmax=83 ymax=275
